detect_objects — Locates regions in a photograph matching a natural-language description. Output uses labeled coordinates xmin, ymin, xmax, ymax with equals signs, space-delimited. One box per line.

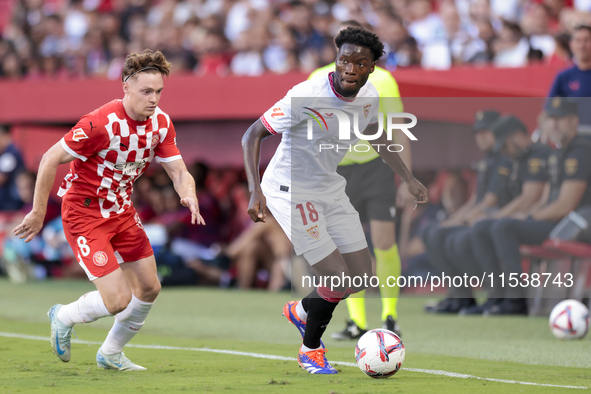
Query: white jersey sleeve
xmin=260 ymin=82 xmax=310 ymax=135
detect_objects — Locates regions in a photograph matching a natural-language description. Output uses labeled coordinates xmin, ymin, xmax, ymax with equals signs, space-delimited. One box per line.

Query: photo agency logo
xmin=304 ymin=108 xmax=418 ymax=152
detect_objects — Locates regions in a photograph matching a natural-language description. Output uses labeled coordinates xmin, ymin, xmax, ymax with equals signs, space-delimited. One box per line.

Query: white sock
xmin=57 ymin=291 xmax=111 ymax=327
xmin=301 ymin=343 xmax=322 ymax=352
xmin=101 ymin=295 xmax=154 ymax=355
xmin=296 ymin=300 xmax=308 ymax=322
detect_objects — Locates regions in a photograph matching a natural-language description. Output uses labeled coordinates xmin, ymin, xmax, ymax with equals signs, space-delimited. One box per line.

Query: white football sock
xmin=101 ymin=295 xmax=154 ymax=355
xmin=296 ymin=300 xmax=308 ymax=322
xmin=301 ymin=343 xmax=322 ymax=352
xmin=57 ymin=291 xmax=111 ymax=327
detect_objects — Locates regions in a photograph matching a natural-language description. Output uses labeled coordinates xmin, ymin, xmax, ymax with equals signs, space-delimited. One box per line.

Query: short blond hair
xmin=122 ymin=49 xmax=172 ymax=82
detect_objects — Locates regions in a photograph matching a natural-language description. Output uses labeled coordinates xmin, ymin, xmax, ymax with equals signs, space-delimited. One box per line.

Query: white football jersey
xmin=260 ymin=72 xmax=380 ymax=196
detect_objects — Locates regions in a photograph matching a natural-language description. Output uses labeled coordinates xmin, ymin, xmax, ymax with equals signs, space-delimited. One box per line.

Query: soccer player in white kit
xmin=242 ymin=27 xmax=428 ymax=374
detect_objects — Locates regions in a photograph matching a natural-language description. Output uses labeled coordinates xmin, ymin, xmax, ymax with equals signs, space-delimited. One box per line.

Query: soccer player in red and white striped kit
xmin=14 ymin=49 xmax=205 ymax=371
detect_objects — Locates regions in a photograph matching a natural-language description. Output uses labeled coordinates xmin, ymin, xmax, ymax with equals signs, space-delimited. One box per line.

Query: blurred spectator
xmin=0 ymin=125 xmax=25 ymax=211
xmin=548 ymin=31 xmax=574 ymax=65
xmin=399 ymin=171 xmax=470 ymax=278
xmin=226 ymin=213 xmax=290 ymax=290
xmin=231 ymin=26 xmax=268 ymax=76
xmin=1 ymin=171 xmax=63 ymax=282
xmin=407 ymin=0 xmax=446 ymax=47
xmin=544 ymin=0 xmax=568 ymax=32
xmin=522 ymin=2 xmax=557 ymax=58
xmin=195 ymin=29 xmax=232 ymax=76
xmin=493 ymin=19 xmax=530 ymax=67
xmin=379 ymin=13 xmax=421 ymax=70
xmin=3 ymin=0 xmax=591 ymax=78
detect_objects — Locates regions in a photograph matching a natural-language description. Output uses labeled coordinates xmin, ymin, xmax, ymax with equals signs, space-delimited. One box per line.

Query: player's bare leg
xmin=97 ymin=255 xmax=160 ymax=371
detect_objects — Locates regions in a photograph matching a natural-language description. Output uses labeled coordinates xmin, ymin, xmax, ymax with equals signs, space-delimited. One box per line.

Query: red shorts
xmin=62 ymin=202 xmax=153 ymax=280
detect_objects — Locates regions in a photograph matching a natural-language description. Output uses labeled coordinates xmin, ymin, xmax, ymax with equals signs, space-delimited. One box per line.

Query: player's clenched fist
xmin=406 ymin=178 xmax=429 ymax=211
xmin=13 ymin=210 xmax=45 ymax=243
xmin=247 ymin=190 xmax=267 ymax=223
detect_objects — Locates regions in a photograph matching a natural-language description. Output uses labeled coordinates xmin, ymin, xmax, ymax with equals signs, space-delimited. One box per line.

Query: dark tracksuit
xmin=468 ymin=143 xmax=553 ymax=298
xmin=423 ymin=153 xmax=512 ymax=297
xmin=490 ymin=137 xmax=591 ymax=298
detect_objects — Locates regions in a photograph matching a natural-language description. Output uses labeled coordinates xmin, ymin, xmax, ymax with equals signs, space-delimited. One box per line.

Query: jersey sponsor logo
xmin=565 ymin=158 xmax=578 ymax=176
xmin=303 ymin=107 xmax=328 ymax=131
xmin=72 ymin=128 xmax=89 ymax=142
xmin=569 ymin=80 xmax=581 ymax=91
xmin=363 ymin=104 xmax=371 ymax=119
xmin=306 ymin=225 xmax=320 ymax=240
xmin=271 ymin=107 xmax=285 ymax=118
xmin=93 ymin=251 xmax=108 ymax=267
xmin=114 ymin=158 xmax=150 ymax=176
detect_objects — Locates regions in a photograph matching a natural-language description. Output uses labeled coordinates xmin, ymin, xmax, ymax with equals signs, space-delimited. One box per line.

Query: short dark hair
xmin=335 ymin=27 xmax=385 ymax=62
xmin=573 ymin=24 xmax=591 ymax=36
xmin=0 ymin=124 xmax=9 ymax=135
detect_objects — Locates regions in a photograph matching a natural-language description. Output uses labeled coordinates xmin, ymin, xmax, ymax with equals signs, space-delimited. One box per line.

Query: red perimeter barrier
xmin=0 ymin=64 xmax=564 ymax=125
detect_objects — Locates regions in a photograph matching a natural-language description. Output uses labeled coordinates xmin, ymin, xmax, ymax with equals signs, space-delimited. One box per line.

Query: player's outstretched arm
xmin=161 ymin=159 xmax=205 ymax=225
xmin=13 ymin=141 xmax=76 ymax=243
xmin=242 ymin=118 xmax=273 ymax=223
xmin=370 ymin=124 xmax=428 ymax=210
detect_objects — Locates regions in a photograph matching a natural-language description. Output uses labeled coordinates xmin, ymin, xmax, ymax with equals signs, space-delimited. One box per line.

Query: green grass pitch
xmin=0 ymin=278 xmax=590 ymax=393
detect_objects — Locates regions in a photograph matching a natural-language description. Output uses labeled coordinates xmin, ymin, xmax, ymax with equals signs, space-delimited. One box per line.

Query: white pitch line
xmin=0 ymin=332 xmax=587 ymax=390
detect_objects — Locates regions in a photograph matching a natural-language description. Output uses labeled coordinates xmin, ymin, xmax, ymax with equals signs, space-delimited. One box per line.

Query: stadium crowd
xmin=2 ymin=0 xmax=591 ymax=79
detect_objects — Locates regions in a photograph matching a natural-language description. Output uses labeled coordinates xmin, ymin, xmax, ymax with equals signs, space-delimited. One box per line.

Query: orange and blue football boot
xmin=283 ymin=301 xmax=307 ymax=338
xmin=282 ymin=301 xmax=324 ymax=347
xmin=298 ymin=347 xmax=337 ymax=374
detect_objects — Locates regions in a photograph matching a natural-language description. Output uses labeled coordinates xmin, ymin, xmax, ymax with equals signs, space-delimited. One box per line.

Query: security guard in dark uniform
xmin=458 ymin=116 xmax=553 ymax=315
xmin=487 ymin=98 xmax=591 ymax=315
xmin=423 ymin=110 xmax=513 ymax=313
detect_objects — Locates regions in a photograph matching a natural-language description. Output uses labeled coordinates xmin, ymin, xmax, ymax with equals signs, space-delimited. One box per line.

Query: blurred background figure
xmin=0 ymin=124 xmax=25 ymax=211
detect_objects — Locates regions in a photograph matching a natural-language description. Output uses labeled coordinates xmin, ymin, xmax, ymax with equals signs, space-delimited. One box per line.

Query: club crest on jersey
xmin=363 ymin=104 xmax=371 ymax=119
xmin=93 ymin=251 xmax=108 ymax=267
xmin=72 ymin=128 xmax=89 ymax=142
xmin=306 ymin=225 xmax=320 ymax=240
xmin=151 ymin=133 xmax=160 ymax=148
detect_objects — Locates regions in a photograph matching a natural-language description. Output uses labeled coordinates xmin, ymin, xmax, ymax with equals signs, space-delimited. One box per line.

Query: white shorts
xmin=262 ymin=182 xmax=367 ymax=265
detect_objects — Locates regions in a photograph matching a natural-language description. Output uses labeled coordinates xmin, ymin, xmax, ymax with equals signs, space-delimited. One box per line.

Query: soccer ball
xmin=355 ymin=329 xmax=405 ymax=378
xmin=549 ymin=299 xmax=590 ymax=340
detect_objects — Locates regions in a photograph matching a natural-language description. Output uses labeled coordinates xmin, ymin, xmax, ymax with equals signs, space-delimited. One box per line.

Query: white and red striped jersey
xmin=260 ymin=72 xmax=379 ymax=196
xmin=59 ymin=99 xmax=181 ymax=218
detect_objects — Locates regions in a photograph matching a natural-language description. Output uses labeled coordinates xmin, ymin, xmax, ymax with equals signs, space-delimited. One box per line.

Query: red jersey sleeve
xmin=61 ymin=115 xmax=109 ymax=161
xmin=154 ymin=120 xmax=182 ymax=163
